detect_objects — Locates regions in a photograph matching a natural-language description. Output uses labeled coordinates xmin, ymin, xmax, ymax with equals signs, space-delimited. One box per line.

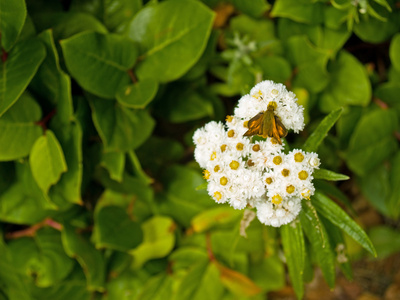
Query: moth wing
xmin=244 ymin=112 xmax=264 ymax=136
xmin=262 ymin=110 xmax=275 ymax=139
xmin=275 ymin=116 xmax=288 ymax=138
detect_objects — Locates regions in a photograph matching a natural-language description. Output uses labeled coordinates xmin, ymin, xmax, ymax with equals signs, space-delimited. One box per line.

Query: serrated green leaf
xmin=313 ymin=168 xmax=349 ymax=181
xmin=346 ymin=109 xmax=398 ymax=176
xmin=0 ymin=93 xmax=42 ymax=161
xmin=30 ymin=130 xmax=68 ymax=194
xmin=319 ymin=50 xmax=371 ymax=112
xmin=93 ymin=205 xmax=143 ymax=251
xmin=0 ymin=38 xmax=46 ymax=117
xmin=89 ymin=96 xmax=155 ymax=152
xmin=0 ymin=0 xmax=27 ymax=51
xmin=101 ymin=151 xmax=125 ymax=182
xmin=61 ymin=32 xmax=138 ymax=98
xmin=116 ymin=79 xmax=159 ymax=109
xmin=303 ymin=108 xmax=343 ymax=152
xmin=61 ymin=223 xmax=105 ymax=291
xmin=281 ymin=221 xmax=305 ymax=300
xmin=130 ymin=216 xmax=176 ymax=269
xmin=300 ymin=201 xmax=335 ymax=288
xmin=8 ymin=228 xmax=74 ymax=287
xmin=312 ymin=192 xmax=376 ymax=256
xmin=127 ymin=0 xmax=215 ymax=82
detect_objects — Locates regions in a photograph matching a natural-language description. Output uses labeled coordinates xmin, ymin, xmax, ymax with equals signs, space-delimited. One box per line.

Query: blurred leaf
xmin=30 ymin=130 xmax=68 ymax=194
xmin=313 ymin=168 xmax=349 ymax=181
xmin=314 ymin=180 xmax=355 ymax=214
xmin=103 ymin=269 xmax=146 ymax=300
xmin=303 ymin=108 xmax=343 ymax=152
xmin=320 ymin=51 xmax=371 ymax=112
xmin=101 ymin=151 xmax=125 ymax=182
xmin=300 ymin=201 xmax=335 ymax=288
xmin=230 ymin=14 xmax=276 ymax=43
xmin=346 ymin=108 xmax=398 ymax=176
xmin=254 ymin=56 xmax=292 ymax=83
xmin=8 ymin=228 xmax=74 ymax=287
xmin=271 ymin=0 xmax=324 ymax=24
xmin=312 ymin=192 xmax=376 ymax=256
xmin=0 ymin=0 xmax=26 ymax=51
xmin=191 ymin=207 xmax=242 ymax=233
xmin=0 ymin=38 xmax=45 ymax=117
xmin=130 ymin=216 xmax=176 ymax=269
xmin=127 ymin=0 xmax=215 ymax=82
xmin=127 ymin=150 xmax=153 ymax=185
xmin=93 ymin=206 xmax=143 ymax=251
xmin=249 ymin=255 xmax=285 ymax=292
xmin=0 ymin=162 xmax=53 ymax=225
xmin=369 ymin=226 xmax=400 ymax=259
xmin=136 ymin=273 xmax=174 ymax=300
xmin=390 ymin=33 xmax=400 ymax=70
xmin=117 ymin=79 xmax=159 ymax=109
xmin=215 ymin=261 xmax=262 ymax=297
xmin=62 ymin=223 xmax=105 ymax=291
xmin=0 ymin=93 xmax=42 ymax=161
xmin=169 ymin=247 xmax=209 ymax=272
xmin=61 ymin=32 xmax=138 ymax=98
xmin=281 ymin=221 xmax=305 ymax=300
xmin=231 ymin=0 xmax=269 ymax=18
xmin=89 ymin=96 xmax=155 ymax=152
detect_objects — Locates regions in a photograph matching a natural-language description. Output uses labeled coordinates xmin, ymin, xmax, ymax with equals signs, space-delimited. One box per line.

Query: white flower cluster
xmin=193 ymin=80 xmax=320 ymax=227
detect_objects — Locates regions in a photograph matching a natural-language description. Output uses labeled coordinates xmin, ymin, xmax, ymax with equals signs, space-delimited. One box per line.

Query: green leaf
xmin=116 ymin=79 xmax=159 ymax=109
xmin=346 ymin=109 xmax=398 ymax=176
xmin=191 ymin=207 xmax=242 ymax=233
xmin=101 ymin=151 xmax=125 ymax=182
xmin=254 ymin=56 xmax=292 ymax=84
xmin=93 ymin=205 xmax=143 ymax=251
xmin=313 ymin=168 xmax=349 ymax=181
xmin=127 ymin=150 xmax=153 ymax=185
xmin=0 ymin=92 xmax=42 ymax=161
xmin=61 ymin=223 xmax=105 ymax=291
xmin=0 ymin=0 xmax=26 ymax=51
xmin=312 ymin=192 xmax=376 ymax=256
xmin=369 ymin=226 xmax=400 ymax=259
xmin=0 ymin=38 xmax=46 ymax=117
xmin=61 ymin=32 xmax=138 ymax=98
xmin=103 ymin=269 xmax=146 ymax=300
xmin=90 ymin=96 xmax=155 ymax=152
xmin=281 ymin=221 xmax=305 ymax=300
xmin=0 ymin=162 xmax=54 ymax=225
xmin=136 ymin=273 xmax=174 ymax=300
xmin=271 ymin=0 xmax=324 ymax=24
xmin=303 ymin=108 xmax=343 ymax=152
xmin=30 ymin=130 xmax=68 ymax=194
xmin=30 ymin=29 xmax=73 ymax=123
xmin=390 ymin=33 xmax=400 ymax=71
xmin=130 ymin=216 xmax=176 ymax=269
xmin=8 ymin=228 xmax=74 ymax=287
xmin=127 ymin=0 xmax=215 ymax=82
xmin=319 ymin=50 xmax=371 ymax=112
xmin=300 ymin=201 xmax=335 ymax=288
xmin=231 ymin=0 xmax=269 ymax=18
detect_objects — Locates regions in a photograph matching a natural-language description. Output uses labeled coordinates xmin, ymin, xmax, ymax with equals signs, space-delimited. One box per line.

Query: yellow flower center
xmin=210 ymin=151 xmax=217 ymax=161
xmin=214 ymin=191 xmax=222 ymax=201
xmin=227 ymin=130 xmax=235 ymax=138
xmin=243 ymin=121 xmax=249 ymax=128
xmin=214 ymin=165 xmax=220 ymax=172
xmin=286 ymin=185 xmax=295 ymax=194
xmin=281 ymin=169 xmax=290 ymax=177
xmin=272 ymin=194 xmax=282 ymax=205
xmin=298 ymin=170 xmax=309 ymax=180
xmin=301 ymin=189 xmax=311 ymax=200
xmin=268 ymin=101 xmax=277 ymax=110
xmin=273 ymin=156 xmax=282 ymax=165
xmin=252 ymin=144 xmax=260 ymax=152
xmin=220 ymin=144 xmax=227 ymax=152
xmin=294 ymin=152 xmax=304 ymax=162
xmin=220 ymin=176 xmax=228 ymax=186
xmin=247 ymin=159 xmax=255 ymax=167
xmin=236 ymin=143 xmax=244 ymax=151
xmin=203 ymin=170 xmax=210 ymax=180
xmin=265 ymin=177 xmax=273 ymax=185
xmin=226 ymin=115 xmax=233 ymax=122
xmin=229 ymin=161 xmax=240 ymax=170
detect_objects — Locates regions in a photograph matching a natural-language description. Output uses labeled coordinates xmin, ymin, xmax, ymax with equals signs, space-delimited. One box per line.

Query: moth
xmin=243 ymin=102 xmax=287 ymax=144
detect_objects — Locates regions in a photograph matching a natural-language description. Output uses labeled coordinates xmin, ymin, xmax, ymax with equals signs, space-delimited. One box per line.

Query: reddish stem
xmin=5 ymin=218 xmax=63 ymax=239
xmin=1 ymin=48 xmax=7 ymax=63
xmin=36 ymin=109 xmax=57 ymax=131
xmin=127 ymin=69 xmax=138 ymax=84
xmin=373 ymin=97 xmax=389 ymax=110
xmin=206 ymin=233 xmax=216 ymax=262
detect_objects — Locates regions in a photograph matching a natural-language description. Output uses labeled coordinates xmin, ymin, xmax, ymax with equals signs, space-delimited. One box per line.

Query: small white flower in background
xmin=193 ymin=80 xmax=320 ymax=227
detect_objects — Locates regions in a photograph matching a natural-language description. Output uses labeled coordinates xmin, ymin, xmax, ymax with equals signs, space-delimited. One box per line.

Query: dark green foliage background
xmin=0 ymin=0 xmax=399 ymax=299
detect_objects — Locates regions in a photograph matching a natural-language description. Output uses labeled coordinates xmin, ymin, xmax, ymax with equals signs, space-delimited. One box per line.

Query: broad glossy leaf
xmin=230 ymin=14 xmax=276 ymax=43
xmin=61 ymin=32 xmax=138 ymax=98
xmin=313 ymin=169 xmax=349 ymax=181
xmin=93 ymin=205 xmax=143 ymax=251
xmin=90 ymin=96 xmax=155 ymax=152
xmin=104 ymin=269 xmax=146 ymax=300
xmin=0 ymin=93 xmax=42 ymax=161
xmin=130 ymin=216 xmax=176 ymax=269
xmin=116 ymin=79 xmax=159 ymax=109
xmin=271 ymin=0 xmax=324 ymax=24
xmin=0 ymin=162 xmax=54 ymax=225
xmin=281 ymin=221 xmax=305 ymax=300
xmin=390 ymin=33 xmax=400 ymax=70
xmin=319 ymin=51 xmax=371 ymax=112
xmin=303 ymin=108 xmax=343 ymax=152
xmin=0 ymin=38 xmax=46 ymax=117
xmin=346 ymin=109 xmax=398 ymax=176
xmin=127 ymin=0 xmax=215 ymax=82
xmin=231 ymin=0 xmax=269 ymax=17
xmin=136 ymin=273 xmax=174 ymax=300
xmin=0 ymin=0 xmax=26 ymax=51
xmin=8 ymin=228 xmax=74 ymax=287
xmin=191 ymin=207 xmax=242 ymax=233
xmin=300 ymin=201 xmax=335 ymax=288
xmin=312 ymin=192 xmax=376 ymax=256
xmin=101 ymin=151 xmax=125 ymax=182
xmin=254 ymin=56 xmax=292 ymax=84
xmin=30 ymin=130 xmax=68 ymax=194
xmin=62 ymin=223 xmax=105 ymax=291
